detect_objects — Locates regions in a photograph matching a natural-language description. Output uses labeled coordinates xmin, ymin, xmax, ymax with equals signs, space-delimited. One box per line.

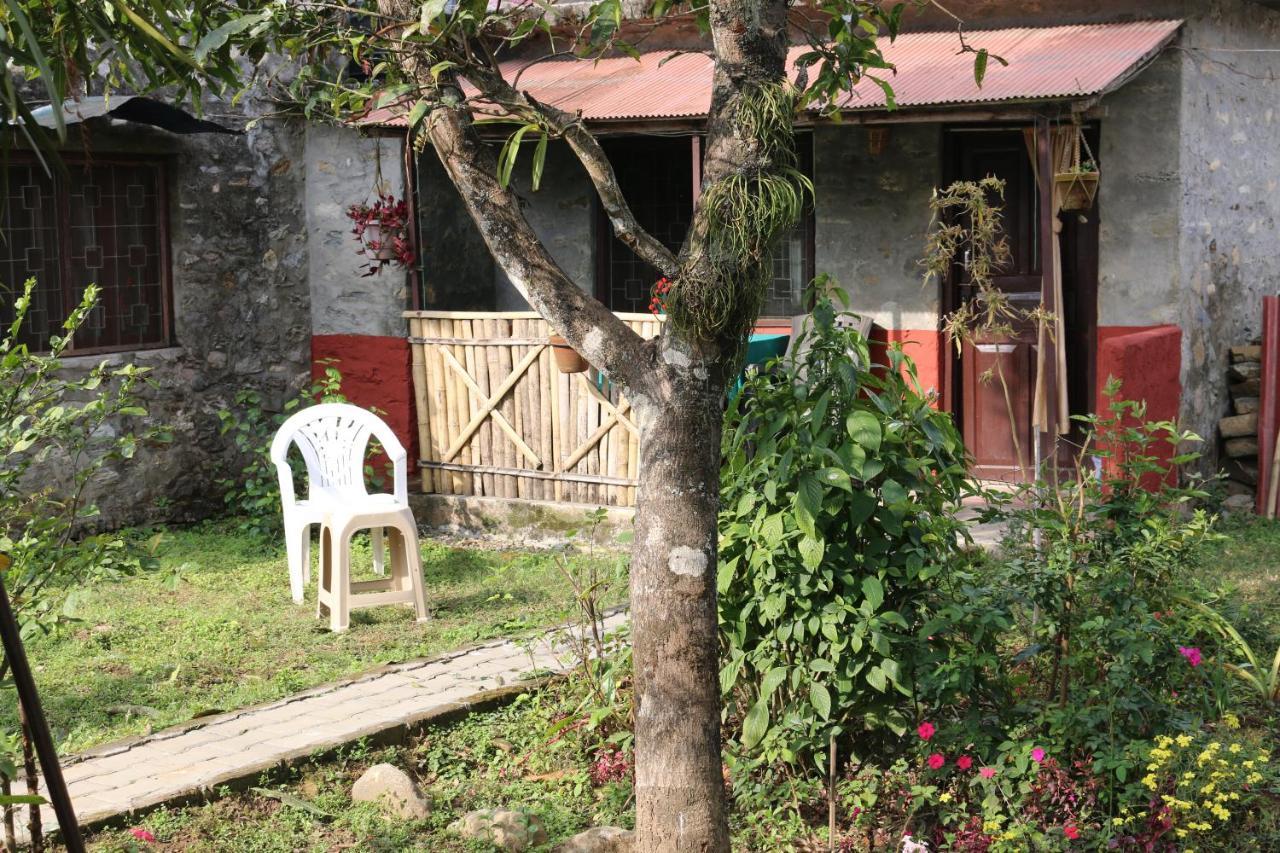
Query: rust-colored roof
xmin=362 ymin=19 xmax=1181 ymax=125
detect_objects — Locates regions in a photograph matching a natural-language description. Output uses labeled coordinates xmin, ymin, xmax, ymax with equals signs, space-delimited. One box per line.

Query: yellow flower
xmin=1176 ymin=734 xmax=1194 ymax=748
xmin=1112 ymin=817 xmax=1126 ymax=826
xmin=1143 ymin=774 xmax=1159 ymax=790
xmin=1200 ymin=782 xmax=1216 ymax=796
xmin=1244 ymin=760 xmax=1256 ymax=769
xmin=1224 ymin=713 xmax=1240 ymax=729
xmin=1248 ymin=772 xmax=1264 ymax=784
xmin=1176 ymin=829 xmax=1188 ymax=838
xmin=1229 ymin=743 xmax=1243 ymax=754
xmin=939 ymin=792 xmax=952 ymax=803
xmin=1158 ymin=735 xmax=1174 ymax=747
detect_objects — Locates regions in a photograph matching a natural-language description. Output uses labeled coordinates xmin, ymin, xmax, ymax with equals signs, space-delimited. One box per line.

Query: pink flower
xmin=1064 ymin=825 xmax=1080 ymax=840
xmin=1031 ymin=747 xmax=1046 ymax=763
xmin=927 ymin=753 xmax=945 ymax=770
xmin=1179 ymin=646 xmax=1203 ymax=667
xmin=130 ymin=828 xmax=156 ymax=842
xmin=956 ymin=755 xmax=973 ymax=771
xmin=979 ymin=767 xmax=996 ymax=778
xmin=917 ymin=722 xmax=936 ymax=741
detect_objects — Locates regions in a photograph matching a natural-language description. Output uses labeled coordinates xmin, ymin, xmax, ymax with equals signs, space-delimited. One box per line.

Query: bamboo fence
xmin=405 ymin=310 xmax=660 ymax=507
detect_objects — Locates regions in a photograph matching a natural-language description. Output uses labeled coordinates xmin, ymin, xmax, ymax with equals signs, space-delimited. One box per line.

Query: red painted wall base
xmin=871 ymin=328 xmax=945 ymax=405
xmin=311 ymin=334 xmax=416 ymax=462
xmin=1095 ymin=325 xmax=1182 ymax=485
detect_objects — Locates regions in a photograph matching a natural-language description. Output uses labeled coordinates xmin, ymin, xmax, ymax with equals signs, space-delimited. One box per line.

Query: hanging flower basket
xmin=1054 ymin=124 xmax=1099 ymax=212
xmin=1055 ymin=168 xmax=1099 ymax=212
xmin=345 ymin=194 xmax=415 ymax=276
xmin=549 ymin=335 xmax=589 ymax=373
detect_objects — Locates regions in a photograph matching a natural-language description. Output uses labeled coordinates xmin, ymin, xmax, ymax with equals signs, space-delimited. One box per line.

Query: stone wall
xmin=40 ymin=95 xmax=313 ymax=528
xmin=1175 ymin=0 xmax=1280 ymax=457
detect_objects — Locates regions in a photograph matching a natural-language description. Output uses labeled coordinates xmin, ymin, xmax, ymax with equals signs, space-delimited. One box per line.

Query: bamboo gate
xmin=405 ymin=311 xmax=660 ymax=507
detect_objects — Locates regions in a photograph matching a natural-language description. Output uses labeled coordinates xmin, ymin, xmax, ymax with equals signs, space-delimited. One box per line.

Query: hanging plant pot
xmin=549 ymin=335 xmax=589 ymax=373
xmin=361 ymin=223 xmax=398 ymax=260
xmin=1055 ymin=170 xmax=1099 ymax=212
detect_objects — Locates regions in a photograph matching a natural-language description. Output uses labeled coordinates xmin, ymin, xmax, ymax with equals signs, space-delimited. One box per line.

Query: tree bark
xmin=629 ymin=365 xmax=729 ymax=851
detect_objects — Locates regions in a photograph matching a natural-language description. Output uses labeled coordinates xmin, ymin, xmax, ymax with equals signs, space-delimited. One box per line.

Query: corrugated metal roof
xmin=362 ymin=19 xmax=1181 ymax=125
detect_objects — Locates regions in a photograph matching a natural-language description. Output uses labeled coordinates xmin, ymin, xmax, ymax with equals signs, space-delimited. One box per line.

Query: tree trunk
xmin=630 ymin=367 xmax=728 ymax=850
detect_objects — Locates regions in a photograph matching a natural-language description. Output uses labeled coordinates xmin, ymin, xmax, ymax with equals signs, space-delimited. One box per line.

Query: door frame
xmin=939 ymin=123 xmax=1100 ymax=480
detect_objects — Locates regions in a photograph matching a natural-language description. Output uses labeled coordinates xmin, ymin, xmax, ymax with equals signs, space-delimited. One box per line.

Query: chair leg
xmin=331 ymin=528 xmax=352 ymax=633
xmin=316 ymin=525 xmax=332 ymax=620
xmin=395 ymin=521 xmax=430 ymax=623
xmin=285 ymin=520 xmax=306 ymax=604
xmin=371 ymin=527 xmax=385 ymax=576
xmin=301 ymin=527 xmax=312 ymax=586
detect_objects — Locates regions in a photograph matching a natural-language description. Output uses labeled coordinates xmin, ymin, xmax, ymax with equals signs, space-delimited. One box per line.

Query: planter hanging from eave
xmin=1054 ymin=123 xmax=1099 ymax=212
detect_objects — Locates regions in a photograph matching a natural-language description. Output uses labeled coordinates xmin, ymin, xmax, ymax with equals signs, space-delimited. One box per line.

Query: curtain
xmin=1023 ymin=126 xmax=1074 ymax=435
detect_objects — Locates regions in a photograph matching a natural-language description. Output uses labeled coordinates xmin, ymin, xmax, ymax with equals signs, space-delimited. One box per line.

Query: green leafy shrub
xmin=979 ymin=385 xmax=1224 ymax=783
xmin=718 ymin=283 xmax=974 ymax=769
xmin=0 ymin=279 xmax=160 ymax=637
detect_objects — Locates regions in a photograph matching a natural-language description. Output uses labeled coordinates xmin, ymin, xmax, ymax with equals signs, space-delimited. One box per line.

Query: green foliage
xmin=718 ymin=282 xmax=972 ymax=768
xmin=215 ymin=362 xmax=348 ymax=538
xmin=0 ymin=278 xmax=160 ymax=641
xmin=979 ymin=383 xmax=1224 ymax=782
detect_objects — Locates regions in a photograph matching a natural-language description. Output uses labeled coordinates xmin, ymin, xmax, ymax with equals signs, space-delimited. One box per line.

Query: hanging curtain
xmin=1023 ymin=125 xmax=1074 ymax=435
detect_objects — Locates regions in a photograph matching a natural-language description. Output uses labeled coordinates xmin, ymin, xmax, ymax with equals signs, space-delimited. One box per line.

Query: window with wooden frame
xmin=0 ymin=157 xmax=171 ymax=354
xmin=595 ymin=133 xmax=814 ymax=318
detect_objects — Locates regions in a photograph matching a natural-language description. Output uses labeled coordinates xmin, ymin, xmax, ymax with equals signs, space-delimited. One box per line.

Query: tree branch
xmin=423 ymin=79 xmax=657 ymax=397
xmin=462 ymin=63 xmax=681 ymax=279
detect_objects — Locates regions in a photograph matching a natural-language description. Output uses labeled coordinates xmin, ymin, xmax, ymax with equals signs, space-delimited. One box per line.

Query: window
xmin=596 ymin=134 xmax=813 ymax=318
xmin=0 ymin=157 xmax=171 ymax=353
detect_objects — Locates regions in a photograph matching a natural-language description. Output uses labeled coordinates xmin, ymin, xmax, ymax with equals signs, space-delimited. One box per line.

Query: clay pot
xmin=549 ymin=335 xmax=589 ymax=373
xmin=362 ymin=223 xmax=398 ymax=260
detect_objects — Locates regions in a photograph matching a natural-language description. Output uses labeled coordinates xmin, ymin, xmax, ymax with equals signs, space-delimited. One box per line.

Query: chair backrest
xmin=270 ymin=403 xmax=406 ymax=502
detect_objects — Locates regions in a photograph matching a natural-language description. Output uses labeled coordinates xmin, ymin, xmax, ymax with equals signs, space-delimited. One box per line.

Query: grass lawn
xmin=10 ymin=520 xmax=625 ymax=755
xmin=1195 ymin=514 xmax=1280 ymax=645
xmin=84 ymin=687 xmax=628 ymax=852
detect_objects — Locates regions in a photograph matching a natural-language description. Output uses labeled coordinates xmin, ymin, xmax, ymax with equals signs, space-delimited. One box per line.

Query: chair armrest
xmin=391 ymin=449 xmax=409 ymax=505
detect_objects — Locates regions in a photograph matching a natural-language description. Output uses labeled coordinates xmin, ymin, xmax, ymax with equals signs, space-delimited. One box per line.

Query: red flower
xmin=979 ymin=767 xmax=996 ymax=778
xmin=1064 ymin=825 xmax=1080 ymax=840
xmin=916 ymin=721 xmax=936 ymax=741
xmin=956 ymin=755 xmax=973 ymax=771
xmin=927 ymin=753 xmax=945 ymax=770
xmin=1178 ymin=646 xmax=1203 ymax=667
xmin=130 ymin=828 xmax=157 ymax=842
xmin=1031 ymin=747 xmax=1046 ymax=762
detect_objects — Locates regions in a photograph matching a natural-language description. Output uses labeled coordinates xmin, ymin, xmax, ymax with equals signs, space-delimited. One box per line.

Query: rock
xmin=351 ymin=763 xmax=430 ymax=820
xmin=450 ymin=809 xmax=548 ymax=852
xmin=1226 ymin=457 xmax=1260 ymax=486
xmin=1229 ymin=361 xmax=1262 ymax=382
xmin=1235 ymin=396 xmax=1260 ymax=415
xmin=1225 ymin=479 xmax=1254 ymax=497
xmin=1219 ymin=412 xmax=1258 ymax=438
xmin=1231 ymin=378 xmax=1262 ymax=397
xmin=1225 ymin=437 xmax=1259 ymax=458
xmin=1231 ymin=344 xmax=1263 ymax=363
xmin=556 ymin=827 xmax=635 ymax=853
xmin=1224 ymin=494 xmax=1255 ymax=514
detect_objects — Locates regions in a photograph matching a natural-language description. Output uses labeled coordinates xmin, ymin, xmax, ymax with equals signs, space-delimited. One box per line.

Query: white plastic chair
xmin=270 ymin=403 xmax=406 ymax=604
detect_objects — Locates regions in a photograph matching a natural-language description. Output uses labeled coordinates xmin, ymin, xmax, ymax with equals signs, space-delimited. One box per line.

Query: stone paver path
xmin=24 ymin=612 xmax=626 ymax=840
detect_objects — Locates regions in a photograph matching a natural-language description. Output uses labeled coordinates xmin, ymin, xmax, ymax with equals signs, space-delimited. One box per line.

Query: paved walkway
xmin=26 ymin=612 xmax=626 ymax=840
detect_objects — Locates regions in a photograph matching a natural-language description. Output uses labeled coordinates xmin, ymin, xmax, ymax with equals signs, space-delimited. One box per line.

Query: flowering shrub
xmin=589 ymin=747 xmax=632 ymax=785
xmin=648 ymin=277 xmax=671 ymax=316
xmin=345 ymin=194 xmax=415 ymax=276
xmin=1111 ymin=721 xmax=1278 ymax=849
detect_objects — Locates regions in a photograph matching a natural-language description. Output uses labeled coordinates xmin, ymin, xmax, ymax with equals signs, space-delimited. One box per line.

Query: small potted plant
xmin=548 ymin=332 xmax=589 ymax=374
xmin=345 ymin=194 xmax=416 ymax=276
xmin=1055 ymin=158 xmax=1099 ymax=211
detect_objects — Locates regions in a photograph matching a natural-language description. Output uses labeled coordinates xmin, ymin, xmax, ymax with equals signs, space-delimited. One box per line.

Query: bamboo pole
xmin=451 ymin=319 xmax=473 ymax=495
xmin=514 ymin=318 xmax=529 ymax=500
xmin=425 ymin=320 xmax=455 ymax=495
xmin=549 ymin=330 xmax=563 ymax=503
xmin=408 ymin=317 xmax=434 ymax=494
xmin=461 ymin=318 xmax=480 ymax=495
xmin=537 ymin=319 xmax=554 ymax=503
xmin=527 ymin=319 xmax=545 ymax=500
xmin=471 ymin=318 xmax=493 ymax=497
xmin=497 ymin=317 xmax=518 ymax=497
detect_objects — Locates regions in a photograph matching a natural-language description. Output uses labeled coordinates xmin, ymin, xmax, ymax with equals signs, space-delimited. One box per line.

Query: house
xmin=5 ymin=0 xmax=1278 ymax=525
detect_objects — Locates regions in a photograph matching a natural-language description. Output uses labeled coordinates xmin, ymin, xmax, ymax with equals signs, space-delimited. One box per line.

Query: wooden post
xmin=1036 ymin=117 xmax=1060 ymax=476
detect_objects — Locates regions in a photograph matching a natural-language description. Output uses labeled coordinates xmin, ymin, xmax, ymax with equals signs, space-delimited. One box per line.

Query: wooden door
xmin=948 ymin=130 xmax=1041 ymax=482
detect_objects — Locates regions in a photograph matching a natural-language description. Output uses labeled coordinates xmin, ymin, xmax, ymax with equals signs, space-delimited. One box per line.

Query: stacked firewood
xmin=1221 ymin=342 xmax=1262 ymax=507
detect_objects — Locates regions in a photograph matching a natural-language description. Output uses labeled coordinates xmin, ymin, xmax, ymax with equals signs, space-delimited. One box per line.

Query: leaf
xmin=866 ymin=666 xmax=887 ymax=693
xmin=531 ymin=132 xmax=549 ymax=191
xmin=406 ymin=100 xmax=430 ymax=129
xmin=818 ymin=467 xmax=852 ymax=492
xmin=760 ymin=666 xmax=788 ymax=699
xmin=251 ymin=787 xmax=332 ymax=820
xmin=798 ymin=534 xmax=825 ymax=569
xmin=794 ymin=474 xmax=823 ymax=537
xmin=193 ymin=11 xmax=271 ymax=64
xmin=809 ymin=681 xmax=832 ymax=720
xmin=974 ymin=48 xmax=989 ymax=88
xmin=420 ymin=0 xmax=450 ymax=27
xmin=742 ymin=698 xmax=771 ymax=748
xmin=861 ymin=575 xmax=885 ymax=611
xmin=0 ymin=794 xmax=43 ymax=806
xmin=846 ymin=411 xmax=882 ymax=452
xmin=880 ymin=478 xmax=907 ymax=505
